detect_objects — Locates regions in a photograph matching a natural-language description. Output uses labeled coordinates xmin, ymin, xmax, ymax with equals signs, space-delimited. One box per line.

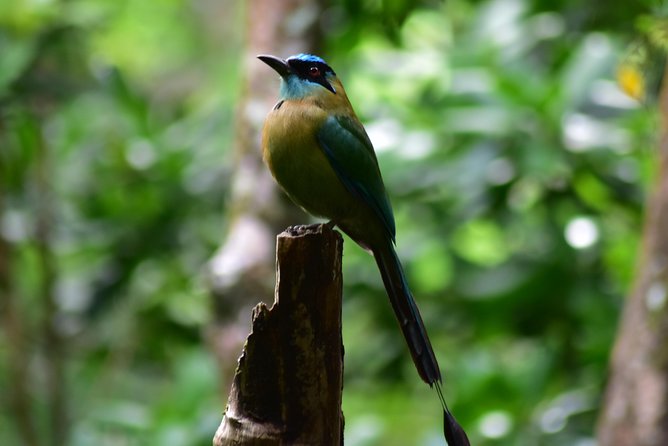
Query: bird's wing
xmin=317 ymin=114 xmax=396 ymax=242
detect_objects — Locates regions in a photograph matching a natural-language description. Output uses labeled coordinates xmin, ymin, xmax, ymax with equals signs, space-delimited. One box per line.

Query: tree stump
xmin=214 ymin=224 xmax=344 ymax=446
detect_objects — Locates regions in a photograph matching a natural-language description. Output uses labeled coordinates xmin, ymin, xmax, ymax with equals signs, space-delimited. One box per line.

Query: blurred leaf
xmin=452 ymin=220 xmax=509 ymax=266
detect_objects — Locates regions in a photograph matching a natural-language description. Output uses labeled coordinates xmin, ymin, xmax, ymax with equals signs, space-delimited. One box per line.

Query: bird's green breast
xmin=261 ymin=100 xmax=355 ymax=221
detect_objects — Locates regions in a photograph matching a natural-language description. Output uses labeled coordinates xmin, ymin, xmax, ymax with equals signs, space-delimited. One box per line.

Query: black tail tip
xmin=444 ymin=409 xmax=470 ymax=446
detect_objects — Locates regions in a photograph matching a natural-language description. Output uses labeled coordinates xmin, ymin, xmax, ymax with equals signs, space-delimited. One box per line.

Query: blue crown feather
xmin=290 ymin=53 xmax=327 ymax=64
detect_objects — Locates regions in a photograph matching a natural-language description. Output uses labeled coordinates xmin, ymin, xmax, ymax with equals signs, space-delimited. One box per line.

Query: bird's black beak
xmin=257 ymin=55 xmax=292 ymax=77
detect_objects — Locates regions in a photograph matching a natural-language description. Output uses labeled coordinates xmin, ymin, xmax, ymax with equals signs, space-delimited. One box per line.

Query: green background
xmin=0 ymin=0 xmax=659 ymax=445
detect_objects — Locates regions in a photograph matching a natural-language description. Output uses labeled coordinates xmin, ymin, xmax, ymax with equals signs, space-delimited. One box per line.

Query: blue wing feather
xmin=316 ymin=115 xmax=396 ymax=242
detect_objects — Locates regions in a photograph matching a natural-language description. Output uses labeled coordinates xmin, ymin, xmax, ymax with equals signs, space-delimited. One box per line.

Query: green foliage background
xmin=0 ymin=0 xmax=658 ymax=445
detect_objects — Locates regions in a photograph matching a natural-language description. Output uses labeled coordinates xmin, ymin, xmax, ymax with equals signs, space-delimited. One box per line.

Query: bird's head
xmin=258 ymin=53 xmax=339 ymax=100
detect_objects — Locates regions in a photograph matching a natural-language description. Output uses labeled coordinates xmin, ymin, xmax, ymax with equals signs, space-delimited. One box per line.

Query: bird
xmin=258 ymin=53 xmax=469 ymax=446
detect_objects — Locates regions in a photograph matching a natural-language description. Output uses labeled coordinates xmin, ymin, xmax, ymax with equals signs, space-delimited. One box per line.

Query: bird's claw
xmin=286 ymin=223 xmax=323 ymax=236
xmin=285 ymin=222 xmax=338 ymax=236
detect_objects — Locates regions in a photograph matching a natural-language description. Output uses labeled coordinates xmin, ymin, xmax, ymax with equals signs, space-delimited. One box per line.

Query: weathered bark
xmin=207 ymin=0 xmax=324 ymax=384
xmin=214 ymin=224 xmax=344 ymax=446
xmin=597 ymin=64 xmax=668 ymax=445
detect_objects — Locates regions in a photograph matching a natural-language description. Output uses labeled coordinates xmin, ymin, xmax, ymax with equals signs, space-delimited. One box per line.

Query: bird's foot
xmin=286 ymin=223 xmax=325 ymax=236
xmin=285 ymin=222 xmax=339 ymax=237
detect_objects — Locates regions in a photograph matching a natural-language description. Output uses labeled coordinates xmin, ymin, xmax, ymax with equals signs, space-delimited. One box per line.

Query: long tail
xmin=373 ymin=241 xmax=440 ymax=384
xmin=373 ymin=241 xmax=470 ymax=446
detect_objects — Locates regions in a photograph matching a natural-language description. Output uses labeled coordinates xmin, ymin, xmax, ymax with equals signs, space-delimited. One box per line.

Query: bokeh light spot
xmin=565 ymin=217 xmax=598 ymax=249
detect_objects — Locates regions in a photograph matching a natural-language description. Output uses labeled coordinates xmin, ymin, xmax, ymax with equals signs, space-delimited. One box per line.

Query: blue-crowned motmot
xmin=259 ymin=53 xmax=469 ymax=446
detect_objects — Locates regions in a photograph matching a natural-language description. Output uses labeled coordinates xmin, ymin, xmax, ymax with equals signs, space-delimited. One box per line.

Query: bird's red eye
xmin=309 ymin=66 xmax=320 ymax=77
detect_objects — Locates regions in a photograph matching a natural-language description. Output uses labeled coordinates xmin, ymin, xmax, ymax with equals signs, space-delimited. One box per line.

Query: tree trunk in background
xmin=0 ymin=25 xmax=85 ymax=445
xmin=207 ymin=0 xmax=324 ymax=387
xmin=597 ymin=65 xmax=668 ymax=445
xmin=214 ymin=225 xmax=344 ymax=446
xmin=0 ymin=196 xmax=39 ymax=446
